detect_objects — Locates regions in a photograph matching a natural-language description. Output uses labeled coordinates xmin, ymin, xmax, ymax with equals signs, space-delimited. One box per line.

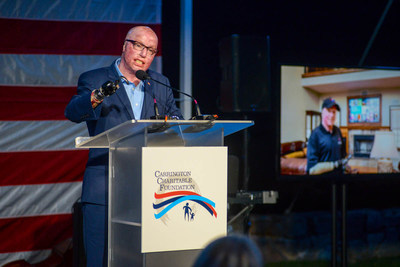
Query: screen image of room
xmin=280 ymin=65 xmax=400 ymax=175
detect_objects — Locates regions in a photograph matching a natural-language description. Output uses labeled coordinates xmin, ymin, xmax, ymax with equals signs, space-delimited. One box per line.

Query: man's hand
xmin=99 ymin=80 xmax=120 ymax=97
xmin=95 ymin=79 xmax=122 ymax=100
xmin=333 ymin=155 xmax=353 ymax=173
xmin=91 ymin=79 xmax=122 ymax=109
xmin=333 ymin=155 xmax=352 ymax=169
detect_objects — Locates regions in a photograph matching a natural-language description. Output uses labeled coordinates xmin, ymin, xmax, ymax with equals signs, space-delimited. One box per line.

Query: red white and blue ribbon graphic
xmin=153 ymin=191 xmax=217 ymax=219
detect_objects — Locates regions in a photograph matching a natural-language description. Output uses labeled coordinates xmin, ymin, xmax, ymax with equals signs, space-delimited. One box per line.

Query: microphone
xmin=135 ymin=70 xmax=217 ymax=120
xmin=152 ymin=98 xmax=163 ymax=119
xmin=135 ymin=70 xmax=151 ymax=80
xmin=136 ymin=71 xmax=165 ymax=119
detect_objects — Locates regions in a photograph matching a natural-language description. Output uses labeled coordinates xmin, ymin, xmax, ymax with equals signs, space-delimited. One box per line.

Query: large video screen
xmin=280 ymin=65 xmax=400 ymax=176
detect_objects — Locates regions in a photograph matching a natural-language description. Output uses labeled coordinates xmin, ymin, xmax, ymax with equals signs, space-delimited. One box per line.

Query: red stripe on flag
xmin=0 ymin=18 xmax=162 ymax=56
xmin=0 ymin=150 xmax=88 ymax=186
xmin=0 ymin=214 xmax=72 ymax=253
xmin=0 ymin=86 xmax=76 ymax=120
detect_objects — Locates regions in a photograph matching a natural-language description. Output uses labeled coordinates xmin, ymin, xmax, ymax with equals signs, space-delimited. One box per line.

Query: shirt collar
xmin=115 ymin=58 xmax=143 ymax=88
xmin=115 ymin=58 xmax=127 ymax=83
xmin=320 ymin=124 xmax=336 ymax=135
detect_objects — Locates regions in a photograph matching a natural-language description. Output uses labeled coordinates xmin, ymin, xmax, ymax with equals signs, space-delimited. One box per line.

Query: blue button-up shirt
xmin=115 ymin=58 xmax=144 ymax=119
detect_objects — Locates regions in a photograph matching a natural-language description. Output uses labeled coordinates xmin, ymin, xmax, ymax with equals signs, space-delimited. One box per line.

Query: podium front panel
xmin=142 ymin=147 xmax=228 ymax=253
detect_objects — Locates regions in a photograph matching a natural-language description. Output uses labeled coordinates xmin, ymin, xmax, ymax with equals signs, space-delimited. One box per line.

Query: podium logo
xmin=153 ymin=191 xmax=217 ymax=221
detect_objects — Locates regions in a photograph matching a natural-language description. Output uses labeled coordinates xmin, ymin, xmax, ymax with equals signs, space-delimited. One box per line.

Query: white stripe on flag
xmin=0 ymin=0 xmax=161 ymax=24
xmin=0 ymin=54 xmax=116 ymax=86
xmin=0 ymin=182 xmax=82 ymax=219
xmin=0 ymin=54 xmax=162 ymax=86
xmin=0 ymin=249 xmax=52 ymax=266
xmin=0 ymin=121 xmax=88 ymax=152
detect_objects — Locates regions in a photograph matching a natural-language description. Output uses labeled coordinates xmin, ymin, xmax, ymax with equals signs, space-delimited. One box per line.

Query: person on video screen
xmin=307 ymin=97 xmax=351 ymax=175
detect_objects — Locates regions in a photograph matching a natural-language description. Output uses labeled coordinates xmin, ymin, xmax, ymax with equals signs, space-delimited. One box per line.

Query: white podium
xmin=76 ymin=120 xmax=254 ymax=267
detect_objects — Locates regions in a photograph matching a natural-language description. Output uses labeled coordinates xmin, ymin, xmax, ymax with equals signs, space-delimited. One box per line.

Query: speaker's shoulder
xmin=147 ymin=69 xmax=168 ymax=82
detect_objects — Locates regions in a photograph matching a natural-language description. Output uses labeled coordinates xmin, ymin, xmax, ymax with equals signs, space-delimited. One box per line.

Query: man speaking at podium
xmin=65 ymin=26 xmax=182 ymax=266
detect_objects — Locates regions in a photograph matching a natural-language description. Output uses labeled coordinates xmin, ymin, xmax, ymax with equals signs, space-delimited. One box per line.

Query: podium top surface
xmin=76 ymin=119 xmax=254 ymax=148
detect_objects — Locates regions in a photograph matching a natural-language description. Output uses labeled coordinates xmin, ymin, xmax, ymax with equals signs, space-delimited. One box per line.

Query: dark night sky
xmin=163 ymin=0 xmax=400 ymax=118
xmin=162 ymin=0 xmax=400 ymax=213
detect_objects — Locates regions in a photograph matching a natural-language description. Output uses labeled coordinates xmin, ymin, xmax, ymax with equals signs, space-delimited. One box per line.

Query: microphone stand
xmin=136 ymin=71 xmax=218 ymax=120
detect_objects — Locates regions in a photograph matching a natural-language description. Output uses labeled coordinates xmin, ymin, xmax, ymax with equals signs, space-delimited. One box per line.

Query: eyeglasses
xmin=125 ymin=39 xmax=158 ymax=56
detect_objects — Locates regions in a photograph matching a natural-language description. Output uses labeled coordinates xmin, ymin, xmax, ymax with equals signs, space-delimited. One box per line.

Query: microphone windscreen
xmin=135 ymin=70 xmax=150 ymax=80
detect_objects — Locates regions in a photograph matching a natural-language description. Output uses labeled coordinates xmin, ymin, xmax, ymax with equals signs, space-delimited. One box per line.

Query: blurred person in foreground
xmin=193 ymin=235 xmax=264 ymax=267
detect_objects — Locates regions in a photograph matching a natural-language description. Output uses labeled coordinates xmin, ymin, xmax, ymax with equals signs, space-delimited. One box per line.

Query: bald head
xmin=125 ymin=26 xmax=158 ymax=45
xmin=119 ymin=26 xmax=159 ymax=84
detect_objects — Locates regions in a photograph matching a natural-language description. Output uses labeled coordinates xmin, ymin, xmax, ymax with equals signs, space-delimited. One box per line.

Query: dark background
xmin=161 ymin=0 xmax=400 ymax=214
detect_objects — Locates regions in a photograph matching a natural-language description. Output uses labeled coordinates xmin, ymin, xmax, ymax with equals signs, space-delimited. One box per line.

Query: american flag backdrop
xmin=0 ymin=0 xmax=162 ymax=265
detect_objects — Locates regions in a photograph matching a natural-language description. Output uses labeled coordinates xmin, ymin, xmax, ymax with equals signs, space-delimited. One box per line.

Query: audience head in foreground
xmin=193 ymin=235 xmax=264 ymax=267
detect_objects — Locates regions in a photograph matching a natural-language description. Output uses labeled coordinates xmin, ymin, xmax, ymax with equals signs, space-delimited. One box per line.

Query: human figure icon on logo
xmin=190 ymin=212 xmax=195 ymax=221
xmin=183 ymin=202 xmax=192 ymax=221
